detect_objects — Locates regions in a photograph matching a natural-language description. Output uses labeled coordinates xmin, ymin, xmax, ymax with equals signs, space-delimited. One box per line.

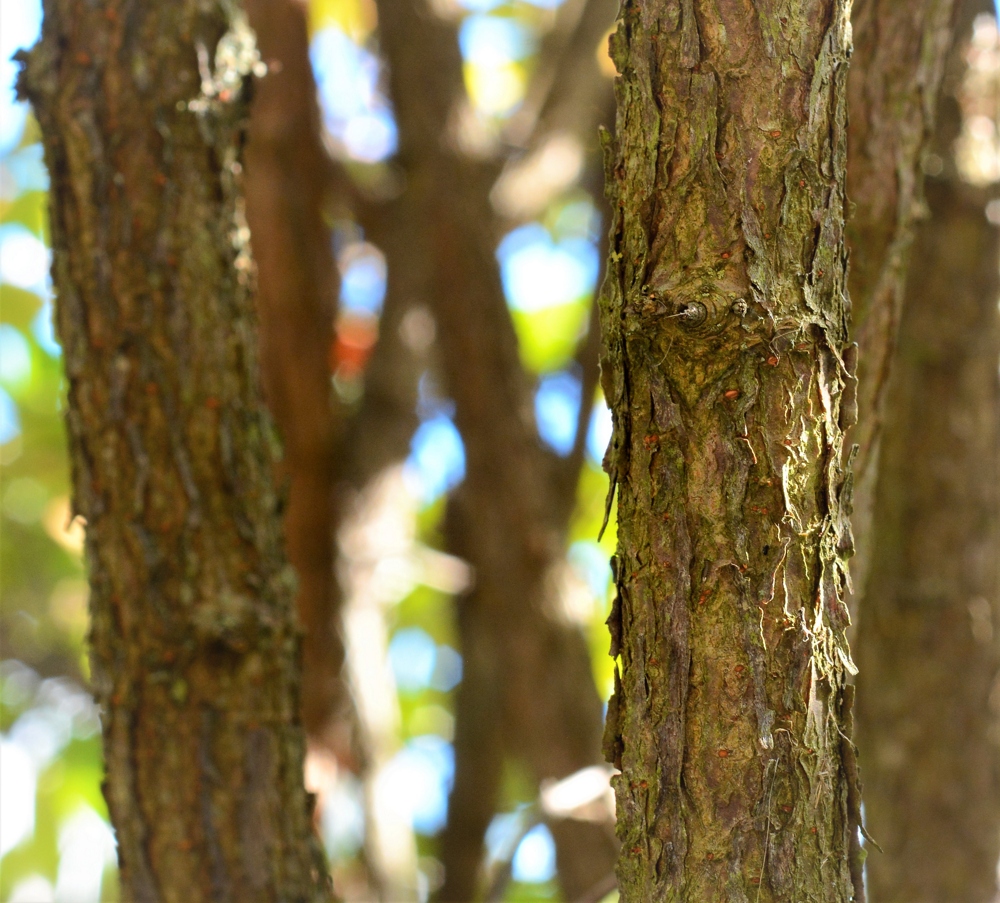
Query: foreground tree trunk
xmin=600 ymin=2 xmax=861 ymax=900
xmin=18 ymin=4 xmax=332 ymax=900
xmin=854 ymin=35 xmax=1000 ymax=896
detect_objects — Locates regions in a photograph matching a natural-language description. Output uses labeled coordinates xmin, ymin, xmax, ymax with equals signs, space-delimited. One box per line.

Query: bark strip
xmin=600 ymin=3 xmax=858 ymax=900
xmin=18 ymin=4 xmax=332 ymax=900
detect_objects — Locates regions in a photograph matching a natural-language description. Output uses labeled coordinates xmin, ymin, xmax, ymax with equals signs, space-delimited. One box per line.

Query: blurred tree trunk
xmin=373 ymin=1 xmax=618 ymax=899
xmin=854 ymin=15 xmax=1000 ymax=896
xmin=18 ymin=3 xmax=332 ymax=901
xmin=600 ymin=2 xmax=861 ymax=900
xmin=845 ymin=0 xmax=958 ymax=595
xmin=243 ymin=0 xmax=351 ymax=761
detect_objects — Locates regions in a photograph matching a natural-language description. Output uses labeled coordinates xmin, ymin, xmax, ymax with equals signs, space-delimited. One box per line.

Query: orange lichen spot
xmin=781 ymin=805 xmax=793 ymax=813
xmin=724 ymin=389 xmax=740 ymax=400
xmin=810 ymin=826 xmax=818 ymax=834
xmin=764 ymin=232 xmax=772 ymax=239
xmin=769 ymin=130 xmax=782 ymax=138
xmin=721 ymin=252 xmax=730 ymax=259
xmin=734 ymin=665 xmax=745 ymax=673
xmin=75 ymin=52 xmax=91 ymax=65
xmin=630 ymin=846 xmax=642 ymax=855
xmin=706 ymin=853 xmax=715 ymax=861
xmin=750 ymin=877 xmax=761 ymax=886
xmin=205 ymin=397 xmax=220 ymax=410
xmin=767 ymin=355 xmax=779 ymax=366
xmin=799 ymin=179 xmax=806 ymax=187
xmin=717 ymin=749 xmax=730 ymax=758
xmin=639 ymin=780 xmax=648 ymax=789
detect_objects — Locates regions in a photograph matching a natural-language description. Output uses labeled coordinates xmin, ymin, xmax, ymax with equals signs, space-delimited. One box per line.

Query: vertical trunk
xmin=854 ymin=101 xmax=1000 ymax=903
xmin=600 ymin=3 xmax=860 ymax=900
xmin=18 ymin=4 xmax=332 ymax=901
xmin=845 ymin=0 xmax=958 ymax=595
xmin=373 ymin=1 xmax=618 ymax=899
xmin=242 ymin=0 xmax=349 ymax=758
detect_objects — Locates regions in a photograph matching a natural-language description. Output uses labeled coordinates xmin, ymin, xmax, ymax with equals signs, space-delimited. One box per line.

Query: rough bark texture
xmin=18 ymin=3 xmax=332 ymax=901
xmin=844 ymin=0 xmax=958 ymax=596
xmin=854 ymin=75 xmax=1000 ymax=903
xmin=600 ymin=3 xmax=861 ymax=900
xmin=243 ymin=0 xmax=349 ymax=757
xmin=373 ymin=1 xmax=618 ymax=899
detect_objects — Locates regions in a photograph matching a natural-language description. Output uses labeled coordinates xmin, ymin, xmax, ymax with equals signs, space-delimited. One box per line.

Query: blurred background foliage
xmin=0 ymin=0 xmax=618 ymax=899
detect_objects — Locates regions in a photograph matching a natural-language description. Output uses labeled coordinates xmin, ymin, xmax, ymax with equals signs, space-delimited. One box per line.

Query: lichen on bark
xmin=18 ymin=2 xmax=332 ymax=900
xmin=599 ymin=2 xmax=862 ymax=900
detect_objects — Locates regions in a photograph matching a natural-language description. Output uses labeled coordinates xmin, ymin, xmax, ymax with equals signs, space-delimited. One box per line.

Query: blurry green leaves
xmin=499 ymin=195 xmax=601 ymax=373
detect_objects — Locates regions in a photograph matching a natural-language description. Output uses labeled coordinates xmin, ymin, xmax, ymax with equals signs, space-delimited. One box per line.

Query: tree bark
xmin=18 ymin=3 xmax=332 ymax=901
xmin=373 ymin=1 xmax=618 ymax=899
xmin=600 ymin=3 xmax=861 ymax=900
xmin=854 ymin=54 xmax=1000 ymax=902
xmin=242 ymin=0 xmax=350 ymax=759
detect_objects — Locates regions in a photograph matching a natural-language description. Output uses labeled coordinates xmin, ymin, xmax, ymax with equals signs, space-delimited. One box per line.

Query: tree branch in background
xmin=243 ymin=0 xmax=352 ymax=762
xmin=493 ymin=0 xmax=617 ymax=221
xmin=18 ymin=3 xmax=333 ymax=898
xmin=854 ymin=6 xmax=1000 ymax=897
xmin=373 ymin=0 xmax=618 ymax=898
xmin=845 ymin=0 xmax=958 ymax=594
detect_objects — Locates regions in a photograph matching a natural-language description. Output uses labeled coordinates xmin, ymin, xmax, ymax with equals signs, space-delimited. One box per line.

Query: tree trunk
xmin=845 ymin=0 xmax=958 ymax=597
xmin=18 ymin=4 xmax=332 ymax=901
xmin=373 ymin=1 xmax=618 ymax=899
xmin=854 ymin=68 xmax=1000 ymax=903
xmin=600 ymin=3 xmax=861 ymax=900
xmin=243 ymin=0 xmax=350 ymax=760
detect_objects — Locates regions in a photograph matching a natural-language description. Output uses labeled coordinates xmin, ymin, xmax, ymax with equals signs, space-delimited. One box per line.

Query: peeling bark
xmin=600 ymin=3 xmax=860 ymax=900
xmin=18 ymin=3 xmax=332 ymax=900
